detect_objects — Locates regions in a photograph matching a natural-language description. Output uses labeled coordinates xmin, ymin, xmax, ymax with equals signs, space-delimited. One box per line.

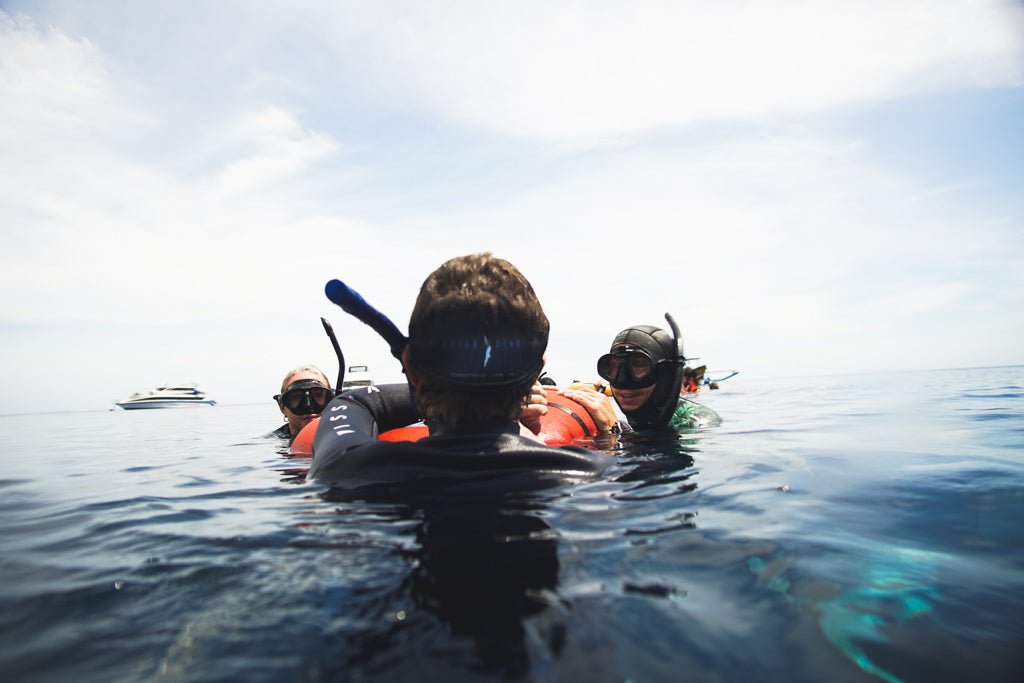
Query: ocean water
xmin=1 ymin=366 xmax=1021 ymax=682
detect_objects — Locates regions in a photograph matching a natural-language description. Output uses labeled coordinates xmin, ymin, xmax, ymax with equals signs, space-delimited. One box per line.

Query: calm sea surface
xmin=1 ymin=366 xmax=1022 ymax=682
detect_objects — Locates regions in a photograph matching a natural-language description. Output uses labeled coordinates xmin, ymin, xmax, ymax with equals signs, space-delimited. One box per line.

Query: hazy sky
xmin=1 ymin=0 xmax=1022 ymax=414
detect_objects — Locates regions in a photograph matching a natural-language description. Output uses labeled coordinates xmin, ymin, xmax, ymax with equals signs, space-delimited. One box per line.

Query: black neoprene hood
xmin=611 ymin=325 xmax=675 ymax=362
xmin=609 ymin=314 xmax=686 ymax=429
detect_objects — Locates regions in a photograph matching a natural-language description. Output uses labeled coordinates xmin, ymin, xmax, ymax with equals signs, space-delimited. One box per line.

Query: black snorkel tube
xmin=320 ymin=317 xmax=346 ymax=392
xmin=665 ymin=312 xmax=684 ymax=364
xmin=654 ymin=312 xmax=686 ymax=428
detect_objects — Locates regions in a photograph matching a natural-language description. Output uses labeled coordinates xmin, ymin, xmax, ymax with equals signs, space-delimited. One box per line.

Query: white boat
xmin=341 ymin=365 xmax=374 ymax=392
xmin=115 ymin=384 xmax=217 ymax=410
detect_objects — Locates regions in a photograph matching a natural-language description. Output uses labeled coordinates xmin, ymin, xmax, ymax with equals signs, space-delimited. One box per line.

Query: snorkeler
xmin=272 ymin=365 xmax=334 ymax=438
xmin=307 ymin=253 xmax=609 ymax=484
xmin=596 ymin=315 xmax=721 ymax=431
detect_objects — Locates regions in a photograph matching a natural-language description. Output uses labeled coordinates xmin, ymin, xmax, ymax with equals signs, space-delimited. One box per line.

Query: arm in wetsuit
xmin=309 ymin=383 xmax=612 ymax=489
xmin=309 ymin=383 xmax=420 ymax=479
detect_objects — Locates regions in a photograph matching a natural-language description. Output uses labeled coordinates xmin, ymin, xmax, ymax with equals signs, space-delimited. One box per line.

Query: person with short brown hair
xmin=308 ymin=253 xmax=608 ymax=486
xmin=403 ymin=252 xmax=549 ymax=431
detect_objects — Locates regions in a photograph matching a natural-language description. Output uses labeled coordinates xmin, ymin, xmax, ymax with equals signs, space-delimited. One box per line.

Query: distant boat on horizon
xmin=115 ymin=384 xmax=217 ymax=410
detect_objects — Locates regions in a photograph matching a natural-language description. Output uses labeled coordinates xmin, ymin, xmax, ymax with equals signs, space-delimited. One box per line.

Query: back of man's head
xmin=408 ymin=253 xmax=549 ymax=430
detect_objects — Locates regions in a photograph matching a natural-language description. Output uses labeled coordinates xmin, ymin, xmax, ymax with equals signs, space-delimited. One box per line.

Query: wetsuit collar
xmin=427 ymin=419 xmax=522 ymax=438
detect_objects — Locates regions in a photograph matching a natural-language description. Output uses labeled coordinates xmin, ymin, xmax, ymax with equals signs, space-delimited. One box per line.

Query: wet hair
xmin=408 ymin=253 xmax=548 ymax=430
xmin=280 ymin=365 xmax=330 ymax=393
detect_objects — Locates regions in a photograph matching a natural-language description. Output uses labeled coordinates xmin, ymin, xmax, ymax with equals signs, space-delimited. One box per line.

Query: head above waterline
xmin=597 ymin=315 xmax=686 ymax=429
xmin=276 ymin=365 xmax=332 ymax=436
xmin=402 ymin=252 xmax=549 ymax=432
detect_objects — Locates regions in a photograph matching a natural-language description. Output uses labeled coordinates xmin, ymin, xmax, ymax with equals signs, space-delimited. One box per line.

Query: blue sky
xmin=1 ymin=0 xmax=1022 ymax=414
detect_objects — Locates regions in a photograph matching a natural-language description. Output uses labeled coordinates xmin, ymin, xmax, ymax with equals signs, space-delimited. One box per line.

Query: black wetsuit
xmin=309 ymin=384 xmax=610 ymax=489
xmin=268 ymin=423 xmax=291 ymax=439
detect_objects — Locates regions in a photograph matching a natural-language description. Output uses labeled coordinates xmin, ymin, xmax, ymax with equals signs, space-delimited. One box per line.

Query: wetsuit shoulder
xmin=309 ymin=431 xmax=610 ymax=491
xmin=309 ymin=383 xmax=419 ymax=479
xmin=267 ymin=423 xmax=291 ymax=439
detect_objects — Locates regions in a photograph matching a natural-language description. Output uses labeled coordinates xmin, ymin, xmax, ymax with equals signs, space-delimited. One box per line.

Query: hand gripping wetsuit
xmin=309 ymin=384 xmax=610 ymax=490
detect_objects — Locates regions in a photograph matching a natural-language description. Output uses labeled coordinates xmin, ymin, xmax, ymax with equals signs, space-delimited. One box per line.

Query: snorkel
xmin=659 ymin=312 xmax=686 ymax=425
xmin=325 ymin=279 xmax=409 ymax=361
xmin=320 ymin=317 xmax=346 ymax=391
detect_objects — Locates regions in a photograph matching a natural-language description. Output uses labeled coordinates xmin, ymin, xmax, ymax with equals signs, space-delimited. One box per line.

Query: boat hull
xmin=116 ymin=400 xmax=217 ymax=410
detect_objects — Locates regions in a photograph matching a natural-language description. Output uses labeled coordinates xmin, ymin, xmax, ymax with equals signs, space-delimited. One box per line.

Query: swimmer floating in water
xmin=597 ymin=315 xmax=721 ymax=431
xmin=308 ymin=252 xmax=610 ymax=485
xmin=272 ymin=365 xmax=334 ymax=439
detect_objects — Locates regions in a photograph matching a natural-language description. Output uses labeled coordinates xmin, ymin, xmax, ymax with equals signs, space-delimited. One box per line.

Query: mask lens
xmin=308 ymin=387 xmax=332 ymax=406
xmin=597 ymin=354 xmax=623 ymax=383
xmin=598 ymin=350 xmax=657 ymax=388
xmin=627 ymin=354 xmax=652 ymax=381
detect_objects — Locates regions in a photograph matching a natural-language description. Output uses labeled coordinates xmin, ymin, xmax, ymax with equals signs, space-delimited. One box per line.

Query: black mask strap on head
xmin=283 ymin=378 xmax=328 ymax=392
xmin=409 ymin=317 xmax=546 ymax=391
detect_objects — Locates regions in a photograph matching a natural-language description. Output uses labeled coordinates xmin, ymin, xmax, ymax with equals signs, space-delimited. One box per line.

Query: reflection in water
xmin=320 ymin=488 xmax=564 ymax=678
xmin=613 ymin=431 xmax=699 ymax=500
xmin=307 ymin=432 xmax=709 ymax=677
xmin=408 ymin=502 xmax=561 ymax=673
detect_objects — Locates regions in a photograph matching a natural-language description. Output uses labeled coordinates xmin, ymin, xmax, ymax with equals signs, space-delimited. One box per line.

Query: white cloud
xmin=199 ymin=106 xmax=339 ymax=198
xmin=0 ymin=14 xmax=365 ymax=327
xmin=0 ymin=11 xmax=143 ymax=135
xmin=0 ymin=3 xmax=1021 ymax=412
xmin=34 ymin=1 xmax=1017 ymax=142
xmin=319 ymin=0 xmax=1024 ymax=139
xmin=377 ymin=130 xmax=1021 ymax=378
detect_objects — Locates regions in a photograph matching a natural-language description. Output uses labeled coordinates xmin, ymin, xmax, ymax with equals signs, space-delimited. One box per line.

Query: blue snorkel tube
xmin=324 ymin=279 xmax=409 ymax=361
